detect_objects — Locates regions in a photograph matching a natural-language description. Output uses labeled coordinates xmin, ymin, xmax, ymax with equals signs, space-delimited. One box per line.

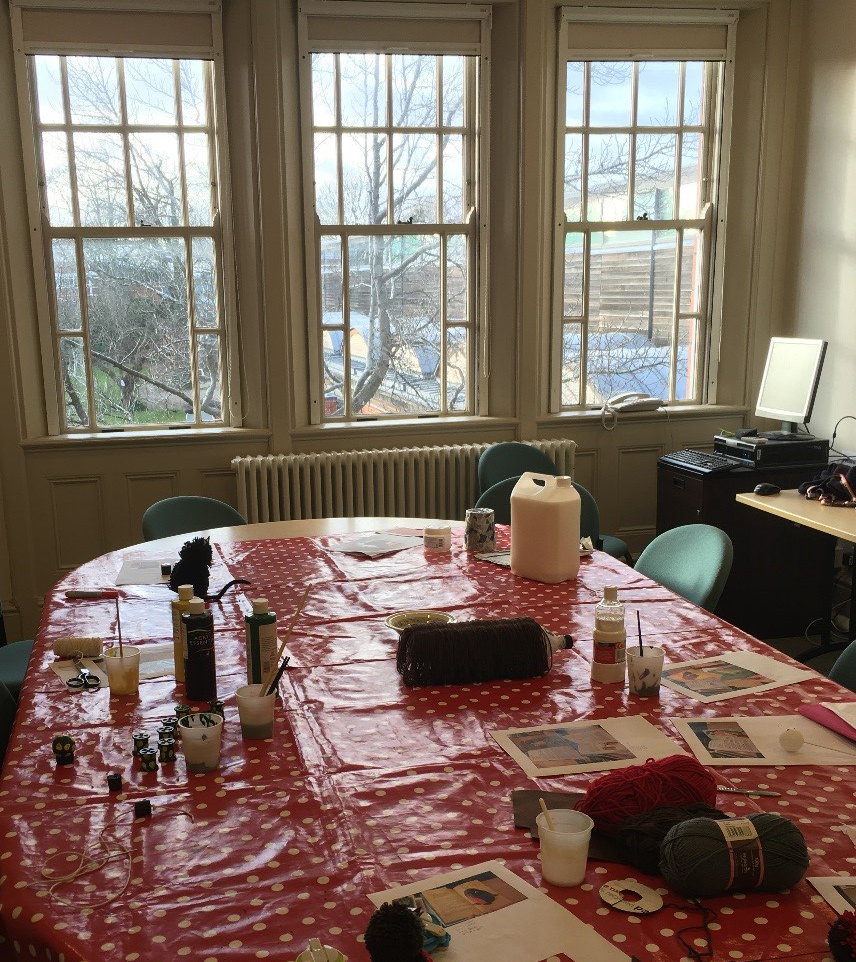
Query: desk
xmin=0 ymin=519 xmax=853 ymax=962
xmin=737 ymin=490 xmax=856 ymax=659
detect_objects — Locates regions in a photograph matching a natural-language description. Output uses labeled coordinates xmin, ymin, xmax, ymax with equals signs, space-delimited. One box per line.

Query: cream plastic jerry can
xmin=510 ymin=473 xmax=581 ymax=584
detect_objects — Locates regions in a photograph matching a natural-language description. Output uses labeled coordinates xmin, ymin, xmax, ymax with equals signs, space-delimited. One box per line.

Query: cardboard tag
xmin=716 ymin=817 xmax=764 ymax=890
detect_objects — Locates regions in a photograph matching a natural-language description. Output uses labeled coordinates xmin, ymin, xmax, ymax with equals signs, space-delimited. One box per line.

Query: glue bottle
xmin=245 ymin=598 xmax=277 ymax=685
xmin=591 ymin=585 xmax=626 ymax=684
xmin=182 ymin=598 xmax=217 ymax=701
xmin=170 ymin=584 xmax=194 ymax=682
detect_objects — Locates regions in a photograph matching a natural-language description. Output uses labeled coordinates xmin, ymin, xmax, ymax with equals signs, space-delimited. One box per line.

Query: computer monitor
xmin=755 ymin=336 xmax=827 ymax=439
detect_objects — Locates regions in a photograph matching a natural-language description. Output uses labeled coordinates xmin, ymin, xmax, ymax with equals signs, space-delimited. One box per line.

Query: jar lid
xmin=424 ymin=526 xmax=451 ymax=536
xmin=177 ymin=584 xmax=194 ymax=600
xmin=251 ymin=598 xmax=269 ymax=614
xmin=188 ymin=597 xmax=206 ymax=614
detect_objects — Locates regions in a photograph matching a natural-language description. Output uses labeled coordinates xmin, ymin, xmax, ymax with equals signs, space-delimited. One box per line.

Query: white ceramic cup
xmin=627 ymin=645 xmax=666 ymax=697
xmin=536 ymin=809 xmax=593 ymax=887
xmin=178 ymin=711 xmax=224 ymax=772
xmin=236 ymin=684 xmax=276 ymax=739
xmin=104 ymin=645 xmax=141 ymax=696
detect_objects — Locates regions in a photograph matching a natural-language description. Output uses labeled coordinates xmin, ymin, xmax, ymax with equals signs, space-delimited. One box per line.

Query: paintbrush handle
xmin=258 ymin=586 xmax=310 ymax=696
xmin=717 ymin=786 xmax=781 ymax=798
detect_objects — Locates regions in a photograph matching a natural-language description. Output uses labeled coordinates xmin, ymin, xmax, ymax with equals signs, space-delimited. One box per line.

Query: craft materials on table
xmin=510 ymin=473 xmax=582 ymax=584
xmin=800 ymin=700 xmax=856 ymax=741
xmin=808 ymin=876 xmax=856 ymax=914
xmin=535 ymin=807 xmax=593 ymax=887
xmin=170 ymin=583 xmax=194 ymax=681
xmin=423 ymin=524 xmax=452 ymax=551
xmin=368 ymin=860 xmax=632 ymax=962
xmin=182 ymin=597 xmax=216 ymax=700
xmin=659 ymin=650 xmax=814 ymax=702
xmin=464 ymin=507 xmax=496 ymax=553
xmin=323 ymin=532 xmax=424 ymax=557
xmin=590 ymin=585 xmax=626 ymax=684
xmin=115 ymin=557 xmax=174 ymax=585
xmin=244 ymin=597 xmax=278 ymax=685
xmin=52 ymin=636 xmax=103 ymax=658
xmin=51 ymin=656 xmax=109 ymax=689
xmin=491 ymin=717 xmax=684 ymax=778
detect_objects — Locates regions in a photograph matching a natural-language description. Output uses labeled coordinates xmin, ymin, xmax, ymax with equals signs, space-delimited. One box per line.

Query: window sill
xmin=21 ymin=426 xmax=273 ymax=452
xmin=291 ymin=415 xmax=519 ymax=443
xmin=536 ymin=404 xmax=747 ymax=428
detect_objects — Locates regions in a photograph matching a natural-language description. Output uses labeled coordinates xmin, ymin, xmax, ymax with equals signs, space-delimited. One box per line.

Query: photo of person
xmin=663 ymin=660 xmax=773 ymax=697
xmin=687 ymin=720 xmax=764 ymax=759
xmin=419 ymin=871 xmax=527 ymax=927
xmin=506 ymin=723 xmax=635 ymax=769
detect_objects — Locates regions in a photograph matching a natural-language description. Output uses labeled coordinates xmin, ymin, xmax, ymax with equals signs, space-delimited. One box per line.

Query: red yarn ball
xmin=575 ymin=755 xmax=717 ymax=834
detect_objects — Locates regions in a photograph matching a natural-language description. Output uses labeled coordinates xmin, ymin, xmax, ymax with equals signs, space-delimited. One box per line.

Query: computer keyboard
xmin=659 ymin=449 xmax=740 ymax=474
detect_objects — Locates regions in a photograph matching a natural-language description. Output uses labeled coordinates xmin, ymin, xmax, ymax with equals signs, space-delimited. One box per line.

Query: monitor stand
xmin=758 ymin=420 xmax=815 ymax=442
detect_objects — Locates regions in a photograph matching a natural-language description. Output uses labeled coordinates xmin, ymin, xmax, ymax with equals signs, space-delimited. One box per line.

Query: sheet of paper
xmin=324 ymin=533 xmax=424 ymax=557
xmin=823 ymin=701 xmax=856 ymax=729
xmin=475 ymin=539 xmax=593 ymax=569
xmin=138 ymin=642 xmax=176 ymax=680
xmin=50 ymin=657 xmax=108 ymax=688
xmin=368 ymin=860 xmax=631 ymax=962
xmin=659 ymin=651 xmax=814 ymax=703
xmin=674 ymin=715 xmax=856 ymax=766
xmin=492 ymin=715 xmax=684 ymax=778
xmin=115 ymin=558 xmax=172 ymax=585
xmin=808 ymin=876 xmax=856 ymax=914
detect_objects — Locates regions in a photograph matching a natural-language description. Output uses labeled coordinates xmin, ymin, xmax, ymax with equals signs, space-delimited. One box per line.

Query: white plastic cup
xmin=295 ymin=945 xmax=347 ymax=962
xmin=236 ymin=684 xmax=275 ymax=739
xmin=178 ymin=711 xmax=224 ymax=772
xmin=627 ymin=645 xmax=666 ymax=697
xmin=535 ymin=809 xmax=593 ymax=887
xmin=104 ymin=645 xmax=141 ymax=696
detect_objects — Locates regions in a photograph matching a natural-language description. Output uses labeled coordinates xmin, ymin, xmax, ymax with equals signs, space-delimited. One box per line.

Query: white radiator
xmin=232 ymin=440 xmax=576 ymax=523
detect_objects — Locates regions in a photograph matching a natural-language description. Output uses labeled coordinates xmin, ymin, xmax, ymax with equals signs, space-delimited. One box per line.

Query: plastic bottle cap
xmin=251 ymin=598 xmax=269 ymax=614
xmin=424 ymin=526 xmax=451 ymax=536
xmin=603 ymin=586 xmax=619 ymax=602
xmin=556 ymin=476 xmax=572 ymax=487
xmin=177 ymin=584 xmax=194 ymax=601
xmin=188 ymin=598 xmax=206 ymax=614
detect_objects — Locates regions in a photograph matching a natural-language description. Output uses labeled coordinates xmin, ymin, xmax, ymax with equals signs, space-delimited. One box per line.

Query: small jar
xmin=423 ymin=525 xmax=452 ymax=552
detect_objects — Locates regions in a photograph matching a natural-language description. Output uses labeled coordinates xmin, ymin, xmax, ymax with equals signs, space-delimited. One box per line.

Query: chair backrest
xmin=829 ymin=639 xmax=856 ymax=695
xmin=142 ymin=496 xmax=246 ymax=541
xmin=573 ymin=481 xmax=600 ymax=545
xmin=474 ymin=476 xmax=518 ymax=526
xmin=634 ymin=523 xmax=734 ymax=612
xmin=478 ymin=442 xmax=558 ymax=494
xmin=0 ymin=680 xmax=16 ymax=766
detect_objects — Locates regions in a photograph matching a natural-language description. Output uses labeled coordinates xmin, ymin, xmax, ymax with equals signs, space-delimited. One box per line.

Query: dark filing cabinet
xmin=656 ymin=461 xmax=834 ymax=639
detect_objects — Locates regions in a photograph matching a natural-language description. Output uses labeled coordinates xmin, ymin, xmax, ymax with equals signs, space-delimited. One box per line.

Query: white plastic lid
xmin=424 ymin=526 xmax=451 ymax=536
xmin=603 ymin=585 xmax=619 ymax=602
xmin=177 ymin=584 xmax=194 ymax=601
xmin=556 ymin=476 xmax=573 ymax=487
xmin=188 ymin=597 xmax=206 ymax=614
xmin=251 ymin=598 xmax=269 ymax=614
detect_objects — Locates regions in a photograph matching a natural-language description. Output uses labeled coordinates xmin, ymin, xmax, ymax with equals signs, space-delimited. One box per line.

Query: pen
xmin=717 ymin=786 xmax=781 ymax=798
xmin=65 ymin=590 xmax=119 ymax=599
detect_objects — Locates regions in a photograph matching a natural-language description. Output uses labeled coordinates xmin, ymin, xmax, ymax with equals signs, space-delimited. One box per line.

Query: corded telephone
xmin=604 ymin=391 xmax=665 ymax=413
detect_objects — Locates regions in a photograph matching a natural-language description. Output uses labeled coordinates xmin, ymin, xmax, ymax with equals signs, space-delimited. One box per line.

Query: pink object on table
xmin=799 ymin=703 xmax=856 ymax=742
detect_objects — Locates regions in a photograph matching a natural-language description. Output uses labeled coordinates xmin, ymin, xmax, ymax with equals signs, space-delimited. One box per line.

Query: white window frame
xmin=10 ymin=0 xmax=242 ymax=435
xmin=550 ymin=7 xmax=737 ymax=413
xmin=297 ymin=1 xmax=491 ymax=424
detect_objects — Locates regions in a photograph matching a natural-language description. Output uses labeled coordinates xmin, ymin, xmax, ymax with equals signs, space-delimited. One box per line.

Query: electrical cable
xmin=829 ymin=415 xmax=856 ymax=459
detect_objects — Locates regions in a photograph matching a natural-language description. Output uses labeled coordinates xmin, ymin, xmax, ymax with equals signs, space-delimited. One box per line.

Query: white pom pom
xmin=779 ymin=728 xmax=805 ymax=753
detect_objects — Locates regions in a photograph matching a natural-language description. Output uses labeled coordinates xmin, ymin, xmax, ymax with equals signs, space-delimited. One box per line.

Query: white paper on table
xmin=475 ymin=539 xmax=594 ymax=569
xmin=115 ymin=558 xmax=172 ymax=585
xmin=674 ymin=714 xmax=856 ymax=766
xmin=659 ymin=651 xmax=814 ymax=704
xmin=368 ymin=860 xmax=631 ymax=962
xmin=138 ymin=643 xmax=176 ymax=680
xmin=50 ymin=657 xmax=109 ymax=688
xmin=808 ymin=876 xmax=856 ymax=914
xmin=491 ymin=715 xmax=684 ymax=778
xmin=323 ymin=533 xmax=424 ymax=557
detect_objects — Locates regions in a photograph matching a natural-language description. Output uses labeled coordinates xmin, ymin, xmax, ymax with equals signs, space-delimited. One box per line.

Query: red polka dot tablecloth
xmin=0 ymin=527 xmax=854 ymax=962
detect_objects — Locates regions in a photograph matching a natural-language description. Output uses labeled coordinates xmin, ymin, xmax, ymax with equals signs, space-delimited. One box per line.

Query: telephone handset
xmin=605 ymin=391 xmax=664 ymax=413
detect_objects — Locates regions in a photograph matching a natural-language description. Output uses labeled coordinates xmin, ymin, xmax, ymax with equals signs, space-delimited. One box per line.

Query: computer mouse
xmin=753 ymin=482 xmax=781 ymax=496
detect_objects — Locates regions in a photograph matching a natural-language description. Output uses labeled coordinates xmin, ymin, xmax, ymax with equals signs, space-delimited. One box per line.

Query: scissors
xmin=66 ymin=659 xmax=101 ymax=691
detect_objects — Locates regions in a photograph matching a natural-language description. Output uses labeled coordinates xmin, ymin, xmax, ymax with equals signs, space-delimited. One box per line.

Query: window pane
xmin=184 ymin=132 xmax=213 ymax=226
xmin=446 ymin=234 xmax=467 ymax=322
xmin=180 ymin=60 xmax=208 ymax=126
xmin=60 ymin=336 xmax=88 ymax=427
xmin=676 ymin=317 xmax=698 ymax=400
xmin=393 ymin=133 xmax=437 ymax=223
xmin=563 ymin=232 xmax=584 ymax=317
xmin=67 ymin=56 xmax=119 ymax=124
xmin=680 ymin=229 xmax=702 ymax=313
xmin=125 ymin=59 xmax=176 ymax=126
xmin=41 ymin=131 xmax=74 ymax=226
xmin=443 ymin=56 xmax=465 ymax=126
xmin=564 ymin=134 xmax=582 ymax=221
xmin=679 ymin=133 xmax=703 ymax=218
xmin=323 ymin=335 xmax=345 ymax=417
xmin=192 ymin=237 xmax=218 ymax=329
xmin=314 ymin=132 xmax=340 ymax=225
xmin=636 ymin=62 xmax=680 ymax=127
xmin=586 ymin=230 xmax=676 ymax=403
xmin=196 ymin=332 xmax=222 ymax=420
xmin=130 ymin=132 xmax=181 ymax=226
xmin=566 ymin=62 xmax=584 ymax=127
xmin=683 ymin=62 xmax=704 ymax=126
xmin=442 ymin=134 xmax=463 ymax=223
xmin=73 ymin=132 xmax=128 ymax=226
xmin=340 ymin=54 xmax=386 ymax=128
xmin=634 ymin=133 xmax=676 ymax=219
xmin=561 ymin=323 xmax=582 ymax=406
xmin=392 ymin=55 xmax=436 ymax=127
xmin=320 ymin=236 xmax=343 ymax=321
xmin=52 ymin=239 xmax=82 ymax=331
xmin=34 ymin=56 xmax=64 ymax=124
xmin=83 ymin=238 xmax=191 ymax=425
xmin=588 ymin=134 xmax=629 ymax=220
xmin=311 ymin=53 xmax=336 ymax=127
xmin=447 ymin=326 xmax=468 ymax=411
xmin=589 ymin=62 xmax=631 ymax=127
xmin=343 ymin=133 xmax=387 ymax=224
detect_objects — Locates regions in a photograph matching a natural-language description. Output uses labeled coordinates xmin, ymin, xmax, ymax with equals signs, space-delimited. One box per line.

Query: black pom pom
xmin=169 ymin=536 xmax=213 ymax=597
xmin=364 ymin=901 xmax=425 ymax=962
xmin=829 ymin=912 xmax=856 ymax=962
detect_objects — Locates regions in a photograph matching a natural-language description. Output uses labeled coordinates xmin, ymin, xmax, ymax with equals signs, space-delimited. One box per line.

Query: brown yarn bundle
xmin=396 ymin=617 xmax=555 ymax=686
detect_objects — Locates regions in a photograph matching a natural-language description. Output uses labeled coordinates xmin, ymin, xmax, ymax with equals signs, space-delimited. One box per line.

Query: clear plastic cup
xmin=236 ymin=684 xmax=275 ymax=739
xmin=627 ymin=645 xmax=666 ymax=697
xmin=178 ymin=711 xmax=223 ymax=772
xmin=536 ymin=809 xmax=593 ymax=887
xmin=104 ymin=645 xmax=141 ymax=696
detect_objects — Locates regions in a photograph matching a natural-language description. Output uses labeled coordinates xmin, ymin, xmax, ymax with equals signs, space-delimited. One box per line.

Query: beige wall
xmin=0 ymin=0 xmax=800 ymax=639
xmin=784 ymin=0 xmax=856 ymax=454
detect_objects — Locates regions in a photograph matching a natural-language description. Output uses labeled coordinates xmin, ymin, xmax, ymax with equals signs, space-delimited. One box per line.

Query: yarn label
xmin=716 ymin=818 xmax=764 ymax=890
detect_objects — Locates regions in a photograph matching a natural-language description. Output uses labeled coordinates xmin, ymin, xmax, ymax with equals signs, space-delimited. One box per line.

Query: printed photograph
xmin=835 ymin=884 xmax=856 ymax=911
xmin=419 ymin=871 xmax=527 ymax=927
xmin=687 ymin=720 xmax=765 ymax=759
xmin=663 ymin=660 xmax=773 ymax=697
xmin=506 ymin=723 xmax=635 ymax=769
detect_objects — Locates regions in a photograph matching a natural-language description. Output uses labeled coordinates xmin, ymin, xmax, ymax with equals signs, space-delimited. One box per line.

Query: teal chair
xmin=829 ymin=640 xmax=856 ymax=694
xmin=142 ymin=496 xmax=246 ymax=541
xmin=478 ymin=442 xmax=558 ymax=493
xmin=0 ymin=679 xmax=16 ymax=764
xmin=634 ymin=523 xmax=734 ymax=612
xmin=0 ymin=608 xmax=33 ymax=702
xmin=573 ymin=482 xmax=633 ymax=564
xmin=474 ymin=476 xmax=516 ymax=525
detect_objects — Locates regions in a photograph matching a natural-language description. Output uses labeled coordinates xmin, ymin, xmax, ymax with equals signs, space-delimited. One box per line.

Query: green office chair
xmin=477 ymin=442 xmax=559 ymax=494
xmin=142 ymin=496 xmax=246 ymax=541
xmin=829 ymin=639 xmax=856 ymax=694
xmin=634 ymin=523 xmax=734 ymax=612
xmin=474 ymin=476 xmax=516 ymax=525
xmin=0 ymin=680 xmax=16 ymax=765
xmin=573 ymin=482 xmax=633 ymax=564
xmin=0 ymin=608 xmax=34 ymax=702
